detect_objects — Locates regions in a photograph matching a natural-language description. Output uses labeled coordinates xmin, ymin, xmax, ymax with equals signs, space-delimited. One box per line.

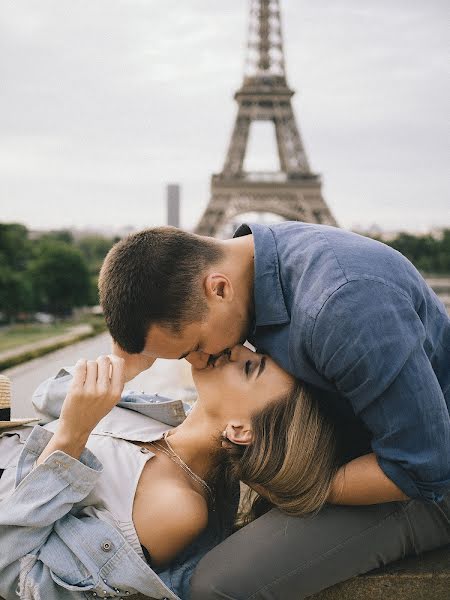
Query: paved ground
xmin=4 ymin=332 xmax=194 ymax=418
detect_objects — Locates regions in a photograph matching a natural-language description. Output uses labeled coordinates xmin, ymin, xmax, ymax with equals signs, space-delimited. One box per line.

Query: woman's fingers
xmin=109 ymin=354 xmax=125 ymax=398
xmin=85 ymin=359 xmax=98 ymax=391
xmin=96 ymin=355 xmax=111 ymax=393
xmin=71 ymin=358 xmax=87 ymax=389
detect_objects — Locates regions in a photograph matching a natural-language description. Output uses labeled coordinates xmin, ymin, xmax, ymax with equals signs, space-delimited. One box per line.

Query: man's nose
xmin=185 ymin=350 xmax=210 ymax=369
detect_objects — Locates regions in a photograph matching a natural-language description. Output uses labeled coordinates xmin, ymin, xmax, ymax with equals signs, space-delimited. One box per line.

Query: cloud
xmin=0 ymin=0 xmax=448 ymax=233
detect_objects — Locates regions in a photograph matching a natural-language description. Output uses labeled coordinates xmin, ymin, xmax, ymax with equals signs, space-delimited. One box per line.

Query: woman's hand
xmin=59 ymin=355 xmax=125 ymax=438
xmin=37 ymin=355 xmax=125 ymax=464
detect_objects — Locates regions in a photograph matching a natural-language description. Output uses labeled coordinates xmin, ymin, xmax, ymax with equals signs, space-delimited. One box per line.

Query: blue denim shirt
xmin=235 ymin=221 xmax=450 ymax=502
xmin=0 ymin=369 xmax=238 ymax=600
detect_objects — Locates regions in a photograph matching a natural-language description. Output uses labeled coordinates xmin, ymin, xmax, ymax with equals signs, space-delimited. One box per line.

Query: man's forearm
xmin=112 ymin=341 xmax=156 ymax=381
xmin=328 ymin=453 xmax=409 ymax=505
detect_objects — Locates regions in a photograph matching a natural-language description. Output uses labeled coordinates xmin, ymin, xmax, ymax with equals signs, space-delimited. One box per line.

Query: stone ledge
xmin=309 ymin=545 xmax=450 ymax=600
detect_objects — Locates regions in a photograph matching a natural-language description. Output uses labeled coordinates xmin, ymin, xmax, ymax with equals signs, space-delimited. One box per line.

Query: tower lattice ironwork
xmin=195 ymin=0 xmax=337 ymax=237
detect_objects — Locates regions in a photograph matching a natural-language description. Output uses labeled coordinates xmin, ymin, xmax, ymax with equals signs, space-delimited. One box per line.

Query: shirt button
xmin=101 ymin=541 xmax=112 ymax=552
xmin=140 ymin=447 xmax=150 ymax=454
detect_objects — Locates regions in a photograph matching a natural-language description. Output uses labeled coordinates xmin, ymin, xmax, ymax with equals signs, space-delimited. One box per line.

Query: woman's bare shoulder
xmin=133 ymin=479 xmax=208 ymax=567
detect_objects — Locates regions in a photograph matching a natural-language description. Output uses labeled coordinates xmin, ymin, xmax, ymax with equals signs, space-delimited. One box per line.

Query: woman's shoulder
xmin=134 ymin=478 xmax=208 ymax=567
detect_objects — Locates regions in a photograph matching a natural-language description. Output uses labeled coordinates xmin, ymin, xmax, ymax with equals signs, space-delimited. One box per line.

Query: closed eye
xmin=245 ymin=360 xmax=251 ymax=376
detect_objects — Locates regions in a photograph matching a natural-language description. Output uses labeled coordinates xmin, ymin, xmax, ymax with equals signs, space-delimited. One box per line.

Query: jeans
xmin=190 ymin=494 xmax=450 ymax=600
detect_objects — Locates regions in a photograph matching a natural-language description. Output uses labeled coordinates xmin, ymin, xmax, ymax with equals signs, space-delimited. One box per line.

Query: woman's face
xmin=191 ymin=345 xmax=294 ymax=425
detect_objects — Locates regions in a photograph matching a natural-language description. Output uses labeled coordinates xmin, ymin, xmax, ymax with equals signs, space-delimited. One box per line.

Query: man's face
xmin=143 ymin=303 xmax=249 ymax=368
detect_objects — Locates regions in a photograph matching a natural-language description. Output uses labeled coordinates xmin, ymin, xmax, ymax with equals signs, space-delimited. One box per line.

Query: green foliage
xmin=77 ymin=235 xmax=114 ymax=270
xmin=0 ymin=224 xmax=35 ymax=320
xmin=0 ymin=267 xmax=34 ymax=318
xmin=77 ymin=235 xmax=115 ymax=305
xmin=0 ymin=223 xmax=116 ymax=321
xmin=379 ymin=229 xmax=450 ymax=274
xmin=38 ymin=229 xmax=74 ymax=245
xmin=28 ymin=241 xmax=91 ymax=315
xmin=0 ymin=223 xmax=31 ymax=271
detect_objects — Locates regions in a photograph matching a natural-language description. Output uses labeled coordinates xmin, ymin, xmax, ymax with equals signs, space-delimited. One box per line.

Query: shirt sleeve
xmin=32 ymin=366 xmax=74 ymax=423
xmin=311 ymin=279 xmax=450 ymax=502
xmin=0 ymin=426 xmax=104 ymax=597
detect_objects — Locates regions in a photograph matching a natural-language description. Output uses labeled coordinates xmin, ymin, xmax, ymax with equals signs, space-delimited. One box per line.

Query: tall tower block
xmin=167 ymin=184 xmax=180 ymax=228
xmin=196 ymin=0 xmax=337 ymax=237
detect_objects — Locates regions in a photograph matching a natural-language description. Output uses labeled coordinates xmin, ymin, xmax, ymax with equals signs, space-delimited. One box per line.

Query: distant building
xmin=167 ymin=184 xmax=180 ymax=228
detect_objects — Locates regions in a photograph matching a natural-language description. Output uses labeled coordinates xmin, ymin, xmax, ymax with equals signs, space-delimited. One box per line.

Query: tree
xmin=0 ymin=223 xmax=31 ymax=271
xmin=0 ymin=265 xmax=33 ymax=321
xmin=0 ymin=224 xmax=34 ymax=320
xmin=38 ymin=229 xmax=74 ymax=245
xmin=76 ymin=235 xmax=115 ymax=305
xmin=374 ymin=229 xmax=450 ymax=275
xmin=29 ymin=241 xmax=90 ymax=315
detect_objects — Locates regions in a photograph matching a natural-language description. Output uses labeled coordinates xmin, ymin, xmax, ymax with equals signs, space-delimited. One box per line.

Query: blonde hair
xmin=213 ymin=382 xmax=340 ymax=526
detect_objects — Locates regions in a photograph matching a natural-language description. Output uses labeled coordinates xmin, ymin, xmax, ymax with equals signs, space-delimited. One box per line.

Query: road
xmin=4 ymin=332 xmax=195 ymax=419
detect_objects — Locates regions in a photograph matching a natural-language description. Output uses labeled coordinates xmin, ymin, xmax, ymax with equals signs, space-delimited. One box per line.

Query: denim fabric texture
xmin=234 ymin=222 xmax=450 ymax=502
xmin=0 ymin=370 xmax=238 ymax=600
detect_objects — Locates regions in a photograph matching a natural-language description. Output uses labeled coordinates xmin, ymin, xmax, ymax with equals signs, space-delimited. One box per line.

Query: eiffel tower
xmin=195 ymin=0 xmax=337 ymax=237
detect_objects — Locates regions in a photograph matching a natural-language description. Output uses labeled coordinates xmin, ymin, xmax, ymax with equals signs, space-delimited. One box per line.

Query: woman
xmin=0 ymin=345 xmax=340 ymax=600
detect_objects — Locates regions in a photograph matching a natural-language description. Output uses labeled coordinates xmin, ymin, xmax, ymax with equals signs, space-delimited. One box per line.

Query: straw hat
xmin=0 ymin=375 xmax=39 ymax=429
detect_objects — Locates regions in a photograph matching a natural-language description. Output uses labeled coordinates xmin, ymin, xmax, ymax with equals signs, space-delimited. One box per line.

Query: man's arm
xmin=329 ymin=453 xmax=409 ymax=505
xmin=112 ymin=340 xmax=156 ymax=381
xmin=312 ymin=279 xmax=450 ymax=505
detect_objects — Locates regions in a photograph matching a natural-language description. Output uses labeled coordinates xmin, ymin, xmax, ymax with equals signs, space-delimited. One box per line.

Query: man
xmin=99 ymin=221 xmax=450 ymax=599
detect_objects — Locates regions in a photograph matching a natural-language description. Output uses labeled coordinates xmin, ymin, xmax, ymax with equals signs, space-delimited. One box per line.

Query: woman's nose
xmin=229 ymin=344 xmax=257 ymax=362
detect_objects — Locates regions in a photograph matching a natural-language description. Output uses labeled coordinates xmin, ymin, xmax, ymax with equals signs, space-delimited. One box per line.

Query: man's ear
xmin=223 ymin=422 xmax=253 ymax=446
xmin=204 ymin=273 xmax=234 ymax=302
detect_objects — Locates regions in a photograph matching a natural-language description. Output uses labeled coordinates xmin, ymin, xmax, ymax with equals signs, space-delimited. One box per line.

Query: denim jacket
xmin=0 ymin=368 xmax=238 ymax=600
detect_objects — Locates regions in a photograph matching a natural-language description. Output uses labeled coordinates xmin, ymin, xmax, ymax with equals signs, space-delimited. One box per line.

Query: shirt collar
xmin=234 ymin=223 xmax=290 ymax=327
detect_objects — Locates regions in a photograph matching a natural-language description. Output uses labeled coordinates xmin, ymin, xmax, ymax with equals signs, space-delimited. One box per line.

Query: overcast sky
xmin=0 ymin=0 xmax=448 ymax=234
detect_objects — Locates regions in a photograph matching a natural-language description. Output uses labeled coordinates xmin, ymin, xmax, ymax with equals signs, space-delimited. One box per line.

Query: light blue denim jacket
xmin=0 ymin=368 xmax=238 ymax=600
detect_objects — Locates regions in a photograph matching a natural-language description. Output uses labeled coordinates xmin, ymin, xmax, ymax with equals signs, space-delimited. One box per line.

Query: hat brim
xmin=0 ymin=419 xmax=39 ymax=429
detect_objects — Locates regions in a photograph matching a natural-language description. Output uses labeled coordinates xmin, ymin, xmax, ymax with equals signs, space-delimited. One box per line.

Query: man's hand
xmin=112 ymin=340 xmax=156 ymax=381
xmin=328 ymin=453 xmax=409 ymax=505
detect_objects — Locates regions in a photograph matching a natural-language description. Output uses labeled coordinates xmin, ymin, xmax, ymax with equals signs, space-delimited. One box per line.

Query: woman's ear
xmin=223 ymin=422 xmax=253 ymax=446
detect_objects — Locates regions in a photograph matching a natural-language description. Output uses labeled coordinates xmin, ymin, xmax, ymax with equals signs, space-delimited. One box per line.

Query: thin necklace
xmin=147 ymin=431 xmax=215 ymax=508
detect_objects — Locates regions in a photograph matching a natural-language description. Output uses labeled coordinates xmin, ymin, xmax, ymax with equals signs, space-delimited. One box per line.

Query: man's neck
xmin=219 ymin=234 xmax=255 ymax=327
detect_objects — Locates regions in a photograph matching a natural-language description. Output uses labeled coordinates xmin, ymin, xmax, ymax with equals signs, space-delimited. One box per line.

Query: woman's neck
xmin=162 ymin=400 xmax=225 ymax=482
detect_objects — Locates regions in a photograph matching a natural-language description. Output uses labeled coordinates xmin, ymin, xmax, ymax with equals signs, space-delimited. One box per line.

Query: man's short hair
xmin=99 ymin=227 xmax=223 ymax=353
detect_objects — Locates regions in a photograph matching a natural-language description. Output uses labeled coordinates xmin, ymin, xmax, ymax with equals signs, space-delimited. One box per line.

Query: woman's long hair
xmin=208 ymin=382 xmax=340 ymax=527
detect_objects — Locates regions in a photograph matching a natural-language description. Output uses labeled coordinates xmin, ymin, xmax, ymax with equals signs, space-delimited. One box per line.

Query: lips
xmin=209 ymin=353 xmax=230 ymax=369
xmin=207 ymin=348 xmax=232 ymax=368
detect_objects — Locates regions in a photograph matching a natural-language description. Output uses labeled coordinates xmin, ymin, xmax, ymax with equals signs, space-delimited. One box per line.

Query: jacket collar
xmin=117 ymin=390 xmax=189 ymax=426
xmin=33 ymin=367 xmax=190 ymax=443
xmin=42 ymin=390 xmax=190 ymax=444
xmin=234 ymin=223 xmax=290 ymax=327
